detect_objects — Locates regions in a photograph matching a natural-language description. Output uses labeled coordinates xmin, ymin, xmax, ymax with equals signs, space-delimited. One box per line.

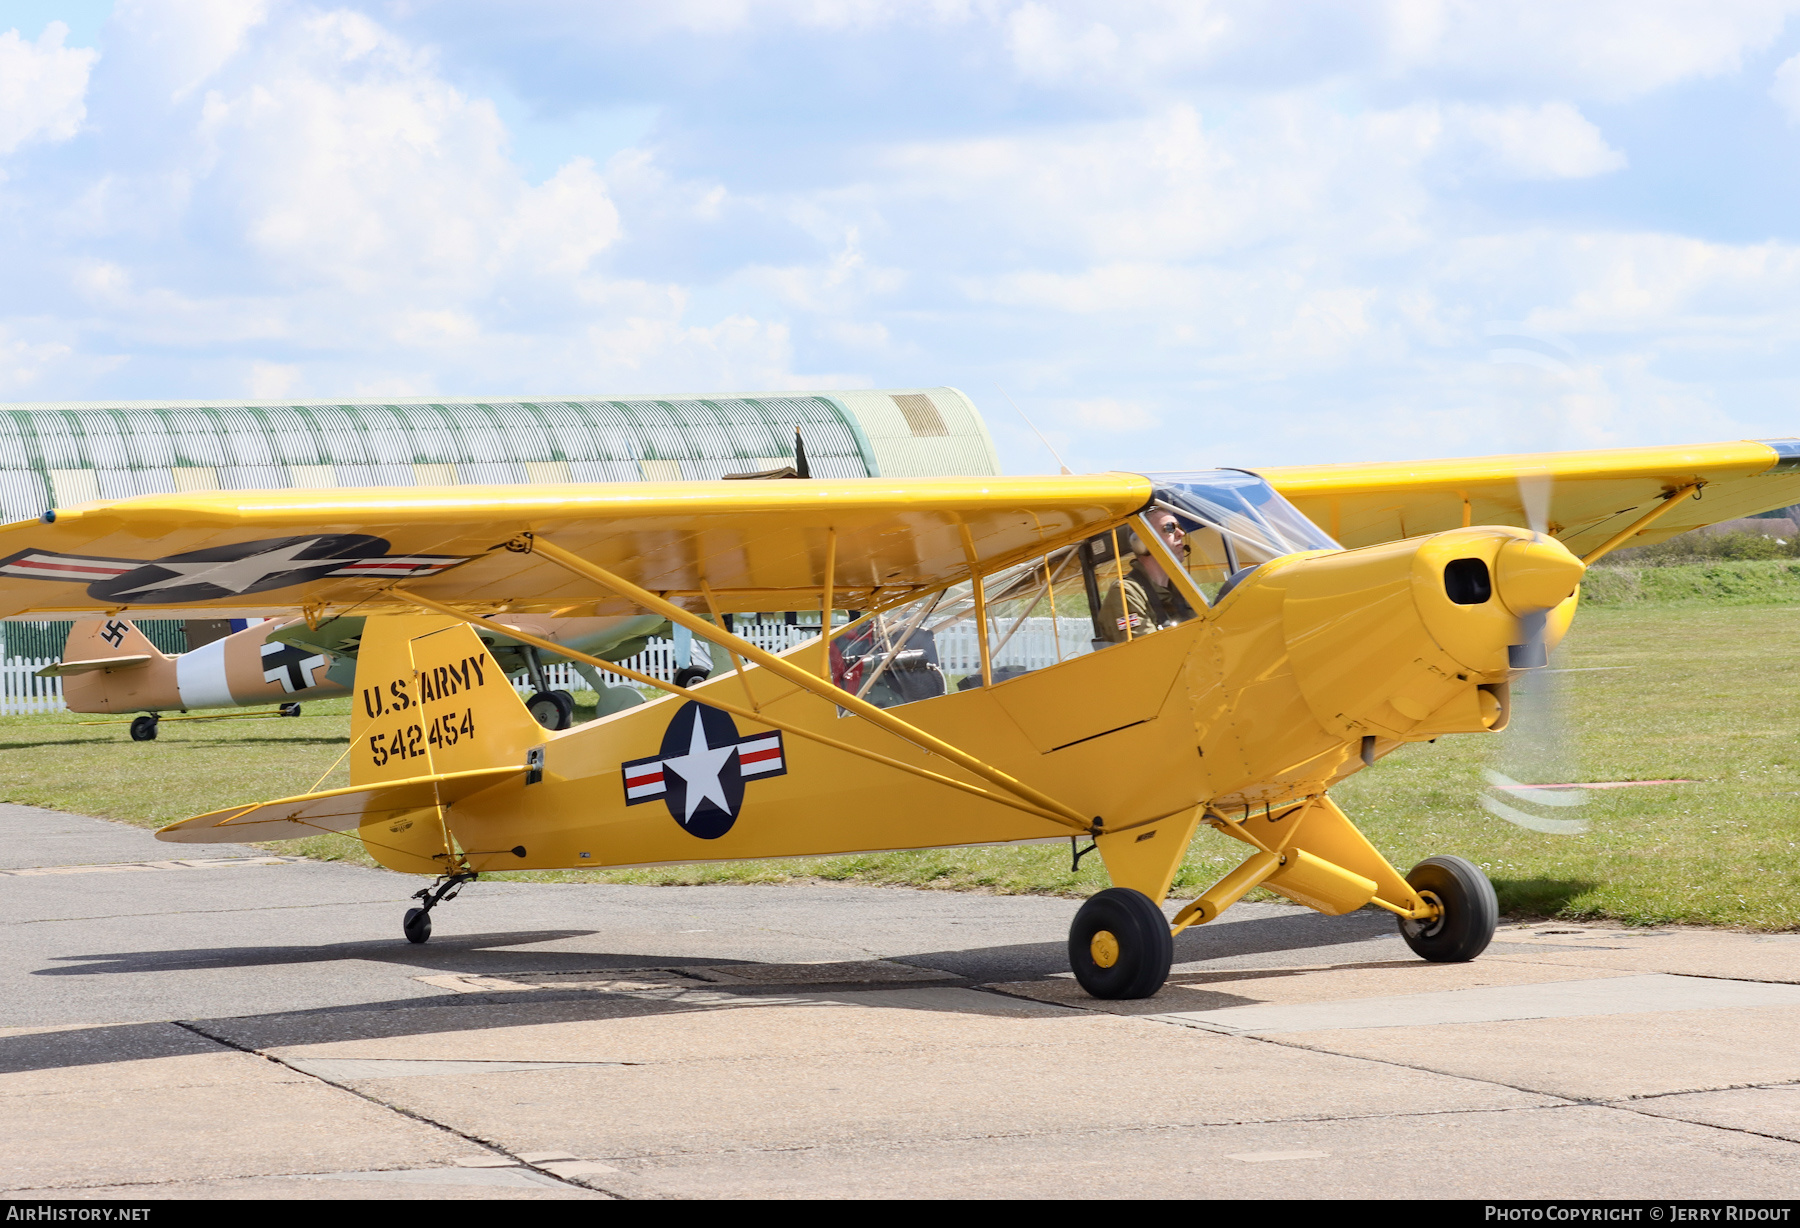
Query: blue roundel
xmin=619 ymin=701 xmax=787 ymax=840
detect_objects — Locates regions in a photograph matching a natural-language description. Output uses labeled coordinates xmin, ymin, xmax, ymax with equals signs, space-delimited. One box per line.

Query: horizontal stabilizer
xmin=37 ymin=655 xmax=153 ymax=677
xmin=154 ymin=765 xmax=522 ymax=844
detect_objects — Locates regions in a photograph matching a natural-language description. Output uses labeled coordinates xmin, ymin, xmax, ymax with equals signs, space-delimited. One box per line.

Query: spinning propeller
xmin=1477 ymin=471 xmax=1590 ymax=835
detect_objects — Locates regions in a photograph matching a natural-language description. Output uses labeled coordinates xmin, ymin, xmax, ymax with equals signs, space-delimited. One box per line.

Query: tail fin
xmin=349 ymin=614 xmax=544 ymax=874
xmin=52 ymin=616 xmax=178 ymax=712
xmin=351 ymin=613 xmax=543 ymax=787
xmin=64 ymin=616 xmax=169 ymax=664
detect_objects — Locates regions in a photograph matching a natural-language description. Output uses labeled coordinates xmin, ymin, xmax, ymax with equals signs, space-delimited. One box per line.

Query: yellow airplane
xmin=0 ymin=437 xmax=1792 ymax=998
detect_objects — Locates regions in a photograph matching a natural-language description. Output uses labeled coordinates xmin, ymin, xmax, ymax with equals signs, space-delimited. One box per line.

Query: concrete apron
xmin=5 ymin=805 xmax=1800 ymax=1199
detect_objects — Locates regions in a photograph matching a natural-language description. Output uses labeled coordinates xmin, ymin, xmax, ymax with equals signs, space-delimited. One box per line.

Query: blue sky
xmin=5 ymin=1 xmax=1800 ymax=474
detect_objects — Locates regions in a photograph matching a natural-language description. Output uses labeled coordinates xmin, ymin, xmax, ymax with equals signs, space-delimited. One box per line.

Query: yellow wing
xmin=0 ymin=474 xmax=1152 ymax=620
xmin=1253 ymin=439 xmax=1800 ymax=555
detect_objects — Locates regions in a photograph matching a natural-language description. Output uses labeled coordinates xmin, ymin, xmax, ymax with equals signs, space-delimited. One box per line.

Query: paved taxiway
xmin=4 ymin=801 xmax=1800 ymax=1199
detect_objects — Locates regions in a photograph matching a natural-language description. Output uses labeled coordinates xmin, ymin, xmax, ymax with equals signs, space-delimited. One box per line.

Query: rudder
xmin=349 ymin=614 xmax=543 ymax=874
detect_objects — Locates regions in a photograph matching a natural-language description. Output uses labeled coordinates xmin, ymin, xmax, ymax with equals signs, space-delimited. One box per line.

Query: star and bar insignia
xmin=0 ymin=534 xmax=468 ymax=604
xmin=622 ymin=701 xmax=786 ymax=840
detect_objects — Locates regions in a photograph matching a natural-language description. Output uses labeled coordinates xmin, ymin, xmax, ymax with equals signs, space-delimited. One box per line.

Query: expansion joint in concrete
xmin=171 ymin=1019 xmax=626 ymax=1200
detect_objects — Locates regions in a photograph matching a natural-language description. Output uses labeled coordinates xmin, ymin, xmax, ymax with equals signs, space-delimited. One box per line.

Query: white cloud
xmin=1451 ymin=102 xmax=1626 ymax=179
xmin=8 ymin=0 xmax=1800 ymax=474
xmin=1773 ymin=50 xmax=1800 ymax=120
xmin=4 ymin=3 xmax=820 ymax=396
xmin=1380 ymin=0 xmax=1798 ymax=99
xmin=109 ymin=0 xmax=271 ymax=102
xmin=0 ymin=21 xmax=97 ymax=155
xmin=247 ymin=360 xmax=300 ymax=397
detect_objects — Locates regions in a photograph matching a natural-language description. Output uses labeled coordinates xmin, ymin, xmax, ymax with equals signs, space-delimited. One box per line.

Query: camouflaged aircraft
xmin=34 ymin=607 xmax=701 ymax=740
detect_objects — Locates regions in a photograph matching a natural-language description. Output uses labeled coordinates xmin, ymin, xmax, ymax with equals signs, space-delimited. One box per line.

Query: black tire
xmin=526 ymin=689 xmax=574 ymax=730
xmin=279 ymin=703 xmax=301 ymax=717
xmin=1398 ymin=855 xmax=1498 ymax=962
xmin=129 ymin=716 xmax=158 ymax=742
xmin=1068 ymin=887 xmax=1174 ymax=999
xmin=673 ymin=665 xmax=711 ymax=689
xmin=403 ymin=907 xmax=432 ymax=945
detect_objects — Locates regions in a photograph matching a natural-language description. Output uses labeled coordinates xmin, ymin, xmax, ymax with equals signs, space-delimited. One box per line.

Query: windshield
xmin=1146 ymin=469 xmax=1340 ymax=583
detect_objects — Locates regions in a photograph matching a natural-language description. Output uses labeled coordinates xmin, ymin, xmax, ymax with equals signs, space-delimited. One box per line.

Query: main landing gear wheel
xmin=403 ymin=907 xmax=431 ymax=945
xmin=1398 ymin=855 xmax=1498 ymax=962
xmin=129 ymin=715 xmax=159 ymax=741
xmin=672 ymin=665 xmax=711 ymax=689
xmin=1069 ymin=887 xmax=1174 ymax=999
xmin=278 ymin=703 xmax=302 ymax=717
xmin=526 ymin=689 xmax=575 ymax=730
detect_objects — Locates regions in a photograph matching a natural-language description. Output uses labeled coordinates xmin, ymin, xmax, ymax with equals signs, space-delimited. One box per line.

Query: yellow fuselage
xmin=354 ymin=524 xmax=1581 ymax=920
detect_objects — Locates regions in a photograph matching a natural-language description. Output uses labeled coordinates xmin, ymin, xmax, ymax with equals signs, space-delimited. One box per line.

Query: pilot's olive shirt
xmin=1099 ymin=562 xmax=1196 ymax=643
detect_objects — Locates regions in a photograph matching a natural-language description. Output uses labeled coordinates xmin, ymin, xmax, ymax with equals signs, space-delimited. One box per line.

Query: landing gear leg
xmin=522 ymin=646 xmax=575 ymax=730
xmin=403 ymin=871 xmax=477 ymax=945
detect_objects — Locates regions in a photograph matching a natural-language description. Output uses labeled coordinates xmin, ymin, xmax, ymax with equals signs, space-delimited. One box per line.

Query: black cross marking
xmin=260 ymin=641 xmax=329 ymax=693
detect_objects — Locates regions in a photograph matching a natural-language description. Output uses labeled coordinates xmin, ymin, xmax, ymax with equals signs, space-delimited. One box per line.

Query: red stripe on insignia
xmin=624 ymin=767 xmax=663 ymax=785
xmin=739 ymin=747 xmax=781 ymax=766
xmin=10 ymin=558 xmax=134 ymax=575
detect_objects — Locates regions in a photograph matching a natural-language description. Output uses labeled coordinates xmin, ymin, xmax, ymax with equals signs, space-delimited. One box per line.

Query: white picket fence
xmin=0 ymin=658 xmax=64 ymax=714
xmin=935 ymin=617 xmax=1097 ymax=676
xmin=524 ymin=617 xmax=1097 ymax=694
xmin=512 ymin=622 xmax=818 ymax=695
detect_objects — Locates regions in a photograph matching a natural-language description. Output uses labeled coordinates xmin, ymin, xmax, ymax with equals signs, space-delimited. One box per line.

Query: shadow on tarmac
xmin=6 ymin=904 xmax=1414 ymax=1075
xmin=29 ymin=930 xmax=743 ymax=976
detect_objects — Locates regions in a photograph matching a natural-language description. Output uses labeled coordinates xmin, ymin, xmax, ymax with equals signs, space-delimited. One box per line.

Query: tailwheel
xmin=1398 ymin=855 xmax=1498 ymax=962
xmin=402 ymin=871 xmax=474 ymax=945
xmin=1069 ymin=887 xmax=1174 ymax=999
xmin=129 ymin=715 xmax=159 ymax=742
xmin=526 ymin=689 xmax=575 ymax=730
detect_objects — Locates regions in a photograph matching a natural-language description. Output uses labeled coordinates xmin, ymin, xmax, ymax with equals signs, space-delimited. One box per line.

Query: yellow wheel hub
xmin=1089 ymin=929 xmax=1121 ymax=968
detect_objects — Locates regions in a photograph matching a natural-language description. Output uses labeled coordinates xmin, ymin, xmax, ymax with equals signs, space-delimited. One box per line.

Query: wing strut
xmin=1578 ymin=483 xmax=1702 ymax=565
xmin=393 ymin=588 xmax=1090 ymax=833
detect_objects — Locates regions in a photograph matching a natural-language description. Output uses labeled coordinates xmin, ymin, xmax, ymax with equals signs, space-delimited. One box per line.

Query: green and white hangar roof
xmin=0 ymin=387 xmax=998 ymax=523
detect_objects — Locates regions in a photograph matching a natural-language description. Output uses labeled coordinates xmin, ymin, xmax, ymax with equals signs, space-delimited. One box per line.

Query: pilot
xmin=1099 ymin=509 xmax=1197 ymax=643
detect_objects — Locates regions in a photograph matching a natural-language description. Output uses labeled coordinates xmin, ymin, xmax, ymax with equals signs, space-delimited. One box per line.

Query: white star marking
xmin=659 ymin=712 xmax=737 ymax=822
xmin=110 ymin=540 xmax=364 ymax=597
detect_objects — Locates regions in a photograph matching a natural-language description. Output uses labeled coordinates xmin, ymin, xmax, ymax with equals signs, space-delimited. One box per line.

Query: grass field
xmin=2 ymin=562 xmax=1795 ymax=927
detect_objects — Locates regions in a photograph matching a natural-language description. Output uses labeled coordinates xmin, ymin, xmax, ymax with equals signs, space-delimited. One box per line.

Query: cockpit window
xmin=1144 ymin=469 xmax=1341 ymax=590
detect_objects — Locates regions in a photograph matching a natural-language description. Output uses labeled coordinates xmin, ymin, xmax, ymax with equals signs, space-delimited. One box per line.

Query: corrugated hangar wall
xmin=0 ymin=387 xmax=998 ymax=658
xmin=0 ymin=387 xmax=997 ymax=520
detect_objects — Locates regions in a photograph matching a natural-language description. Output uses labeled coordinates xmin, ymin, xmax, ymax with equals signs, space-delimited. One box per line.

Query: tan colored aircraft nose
xmin=1494 ymin=535 xmax=1586 ymax=615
